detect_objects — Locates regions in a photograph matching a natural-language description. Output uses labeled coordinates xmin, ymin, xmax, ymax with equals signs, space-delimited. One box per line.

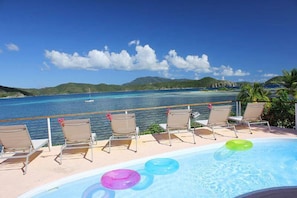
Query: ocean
xmin=0 ymin=89 xmax=238 ymax=145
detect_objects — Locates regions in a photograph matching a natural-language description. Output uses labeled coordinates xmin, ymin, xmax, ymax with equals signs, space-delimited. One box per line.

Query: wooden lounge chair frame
xmin=159 ymin=109 xmax=196 ymax=146
xmin=0 ymin=125 xmax=49 ymax=174
xmin=228 ymin=102 xmax=271 ymax=134
xmin=195 ymin=105 xmax=238 ymax=140
xmin=59 ymin=118 xmax=96 ymax=164
xmin=108 ymin=113 xmax=138 ymax=153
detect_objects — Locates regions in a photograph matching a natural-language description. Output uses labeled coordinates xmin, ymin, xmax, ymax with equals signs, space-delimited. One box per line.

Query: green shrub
xmin=142 ymin=124 xmax=165 ymax=134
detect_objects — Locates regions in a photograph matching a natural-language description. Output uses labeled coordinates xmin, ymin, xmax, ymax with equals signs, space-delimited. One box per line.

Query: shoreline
xmin=0 ymin=87 xmax=241 ymax=99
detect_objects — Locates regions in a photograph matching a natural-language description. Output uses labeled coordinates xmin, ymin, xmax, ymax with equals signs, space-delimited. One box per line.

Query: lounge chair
xmin=108 ymin=113 xmax=139 ymax=153
xmin=228 ymin=102 xmax=271 ymax=134
xmin=195 ymin=105 xmax=238 ymax=140
xmin=0 ymin=125 xmax=49 ymax=174
xmin=59 ymin=118 xmax=96 ymax=164
xmin=159 ymin=109 xmax=196 ymax=146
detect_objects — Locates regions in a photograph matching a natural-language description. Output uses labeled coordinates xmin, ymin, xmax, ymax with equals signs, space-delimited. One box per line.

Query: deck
xmin=1 ymin=125 xmax=297 ymax=198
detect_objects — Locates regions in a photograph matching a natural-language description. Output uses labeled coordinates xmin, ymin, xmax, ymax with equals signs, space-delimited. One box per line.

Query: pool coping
xmin=20 ymin=137 xmax=297 ymax=197
xmin=1 ymin=125 xmax=297 ymax=197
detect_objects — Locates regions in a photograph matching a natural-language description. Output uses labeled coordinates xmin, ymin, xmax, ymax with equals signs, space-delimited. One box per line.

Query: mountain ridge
xmin=0 ymin=76 xmax=281 ymax=98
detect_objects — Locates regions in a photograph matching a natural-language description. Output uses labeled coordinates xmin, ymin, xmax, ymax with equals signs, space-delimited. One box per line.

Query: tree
xmin=264 ymin=89 xmax=295 ymax=128
xmin=266 ymin=68 xmax=297 ymax=128
xmin=237 ymin=83 xmax=271 ymax=107
xmin=236 ymin=83 xmax=271 ymax=123
xmin=279 ymin=68 xmax=297 ymax=99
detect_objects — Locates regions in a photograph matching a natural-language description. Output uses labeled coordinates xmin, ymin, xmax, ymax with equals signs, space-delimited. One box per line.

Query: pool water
xmin=22 ymin=138 xmax=297 ymax=198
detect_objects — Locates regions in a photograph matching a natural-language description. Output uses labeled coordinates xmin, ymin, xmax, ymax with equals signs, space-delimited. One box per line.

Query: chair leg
xmin=247 ymin=123 xmax=253 ymax=134
xmin=136 ymin=127 xmax=140 ymax=139
xmin=59 ymin=146 xmax=64 ymax=165
xmin=59 ymin=152 xmax=63 ymax=165
xmin=90 ymin=145 xmax=93 ymax=162
xmin=135 ymin=136 xmax=137 ymax=152
xmin=108 ymin=139 xmax=111 ymax=154
xmin=267 ymin=122 xmax=271 ymax=132
xmin=233 ymin=126 xmax=238 ymax=138
xmin=168 ymin=130 xmax=172 ymax=146
xmin=23 ymin=156 xmax=29 ymax=175
xmin=211 ymin=127 xmax=216 ymax=140
xmin=192 ymin=128 xmax=196 ymax=144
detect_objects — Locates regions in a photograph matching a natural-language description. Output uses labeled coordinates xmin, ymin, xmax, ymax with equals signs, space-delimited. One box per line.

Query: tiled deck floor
xmin=1 ymin=125 xmax=297 ymax=198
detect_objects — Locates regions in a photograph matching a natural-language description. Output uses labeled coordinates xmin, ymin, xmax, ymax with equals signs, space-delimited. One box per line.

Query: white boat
xmin=85 ymin=99 xmax=94 ymax=103
xmin=191 ymin=111 xmax=200 ymax=119
xmin=85 ymin=88 xmax=94 ymax=103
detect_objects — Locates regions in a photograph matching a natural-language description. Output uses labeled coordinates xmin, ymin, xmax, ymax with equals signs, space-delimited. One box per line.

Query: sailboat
xmin=85 ymin=88 xmax=94 ymax=103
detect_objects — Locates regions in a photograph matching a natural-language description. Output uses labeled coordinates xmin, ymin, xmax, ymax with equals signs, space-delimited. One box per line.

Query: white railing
xmin=295 ymin=103 xmax=297 ymax=130
xmin=47 ymin=118 xmax=53 ymax=150
xmin=1 ymin=100 xmax=296 ymax=149
xmin=41 ymin=101 xmax=233 ymax=148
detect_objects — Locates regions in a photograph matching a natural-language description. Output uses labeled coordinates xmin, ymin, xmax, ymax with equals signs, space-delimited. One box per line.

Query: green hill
xmin=0 ymin=76 xmax=282 ymax=98
xmin=264 ymin=76 xmax=283 ymax=86
xmin=0 ymin=85 xmax=33 ymax=98
xmin=123 ymin=76 xmax=174 ymax=85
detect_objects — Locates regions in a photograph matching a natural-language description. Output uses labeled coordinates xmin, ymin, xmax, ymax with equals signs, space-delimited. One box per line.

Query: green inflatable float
xmin=225 ymin=139 xmax=253 ymax=151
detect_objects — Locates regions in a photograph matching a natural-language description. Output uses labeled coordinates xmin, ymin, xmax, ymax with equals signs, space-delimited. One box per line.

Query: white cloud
xmin=45 ymin=42 xmax=169 ymax=72
xmin=87 ymin=50 xmax=111 ymax=69
xmin=133 ymin=45 xmax=168 ymax=71
xmin=45 ymin=50 xmax=93 ymax=70
xmin=165 ymin=51 xmax=249 ymax=79
xmin=6 ymin=43 xmax=19 ymax=51
xmin=165 ymin=50 xmax=212 ymax=73
xmin=128 ymin=40 xmax=140 ymax=46
xmin=45 ymin=40 xmax=251 ymax=80
xmin=263 ymin=73 xmax=278 ymax=77
xmin=41 ymin=61 xmax=50 ymax=71
xmin=213 ymin=65 xmax=250 ymax=77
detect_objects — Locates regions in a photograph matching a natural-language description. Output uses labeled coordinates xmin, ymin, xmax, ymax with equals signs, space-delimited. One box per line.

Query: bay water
xmin=0 ymin=89 xmax=238 ymax=145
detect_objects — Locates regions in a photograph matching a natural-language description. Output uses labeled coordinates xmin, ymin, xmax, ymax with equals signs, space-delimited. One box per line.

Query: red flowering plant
xmin=166 ymin=108 xmax=171 ymax=116
xmin=58 ymin=118 xmax=65 ymax=127
xmin=106 ymin=113 xmax=112 ymax=122
xmin=208 ymin=103 xmax=212 ymax=110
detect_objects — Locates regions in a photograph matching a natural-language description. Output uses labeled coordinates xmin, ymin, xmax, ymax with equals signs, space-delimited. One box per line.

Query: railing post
xmin=236 ymin=101 xmax=241 ymax=116
xmin=235 ymin=101 xmax=238 ymax=116
xmin=188 ymin=105 xmax=191 ymax=129
xmin=47 ymin=117 xmax=52 ymax=150
xmin=295 ymin=103 xmax=297 ymax=130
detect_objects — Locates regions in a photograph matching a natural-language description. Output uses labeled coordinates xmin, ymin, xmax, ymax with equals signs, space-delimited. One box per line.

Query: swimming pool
xmin=20 ymin=138 xmax=297 ymax=198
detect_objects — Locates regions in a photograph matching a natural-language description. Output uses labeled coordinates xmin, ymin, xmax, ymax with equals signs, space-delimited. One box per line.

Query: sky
xmin=0 ymin=0 xmax=297 ymax=88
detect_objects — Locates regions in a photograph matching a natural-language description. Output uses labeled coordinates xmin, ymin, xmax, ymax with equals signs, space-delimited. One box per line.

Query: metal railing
xmin=0 ymin=101 xmax=234 ymax=149
xmin=1 ymin=100 xmax=296 ymax=149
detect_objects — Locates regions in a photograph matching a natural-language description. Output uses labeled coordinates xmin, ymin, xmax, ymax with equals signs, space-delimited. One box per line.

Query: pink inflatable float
xmin=101 ymin=169 xmax=140 ymax=190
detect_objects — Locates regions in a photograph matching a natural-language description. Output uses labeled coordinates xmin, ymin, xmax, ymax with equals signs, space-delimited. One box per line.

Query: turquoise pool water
xmin=21 ymin=138 xmax=297 ymax=198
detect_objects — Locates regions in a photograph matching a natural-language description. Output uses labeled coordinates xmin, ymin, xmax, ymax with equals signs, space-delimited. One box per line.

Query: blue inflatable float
xmin=145 ymin=158 xmax=179 ymax=175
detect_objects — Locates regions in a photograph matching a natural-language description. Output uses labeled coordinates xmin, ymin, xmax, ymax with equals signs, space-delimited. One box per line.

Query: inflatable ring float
xmin=225 ymin=139 xmax=253 ymax=151
xmin=145 ymin=158 xmax=179 ymax=175
xmin=82 ymin=183 xmax=115 ymax=198
xmin=101 ymin=169 xmax=140 ymax=190
xmin=132 ymin=169 xmax=154 ymax=191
